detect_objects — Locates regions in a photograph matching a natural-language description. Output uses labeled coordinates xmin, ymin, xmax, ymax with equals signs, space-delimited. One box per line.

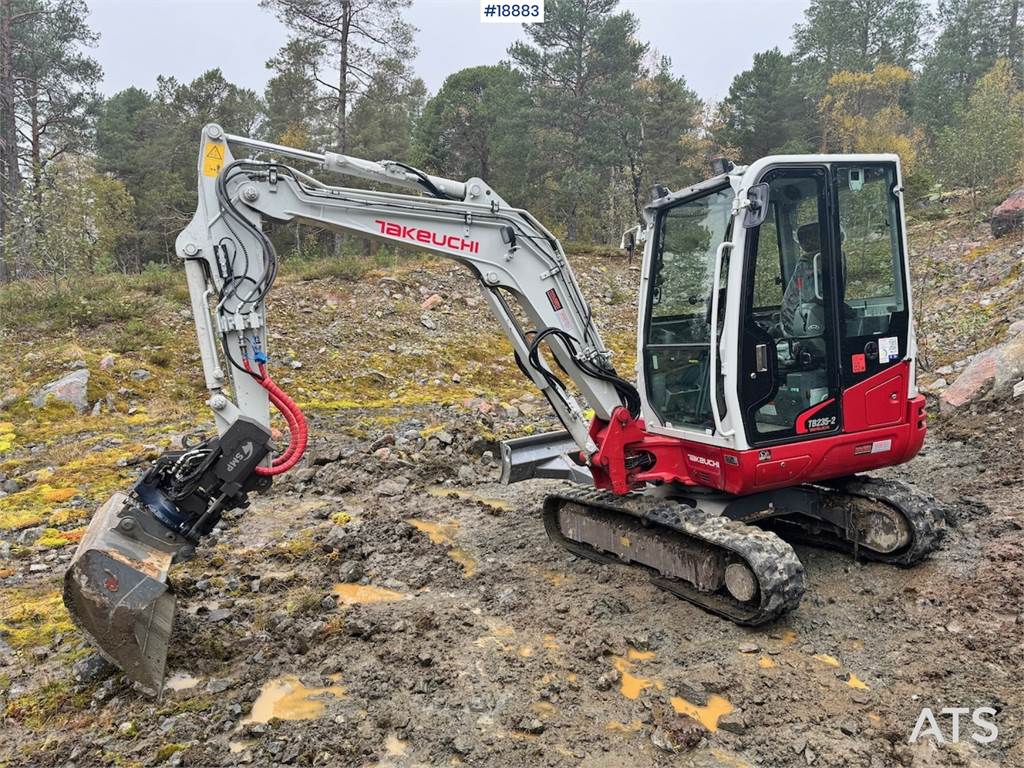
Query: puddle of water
xmin=813 ymin=653 xmax=841 ymax=668
xmin=758 ymin=656 xmax=776 ymax=669
xmin=530 ymin=700 xmax=557 ymax=719
xmin=165 ymin=673 xmax=200 ymax=692
xmin=229 ymin=741 xmax=253 ymax=754
xmin=847 ymin=673 xmax=869 ymax=690
xmin=241 ymin=675 xmax=346 ymax=724
xmin=611 ymin=648 xmax=659 ymax=700
xmin=426 ymin=486 xmax=511 ymax=512
xmin=384 ymin=734 xmax=408 ymax=757
xmin=448 ymin=548 xmax=478 ymax=577
xmin=408 ymin=518 xmax=477 ymax=577
xmin=606 ymin=720 xmax=644 ymax=733
xmin=408 ymin=517 xmax=458 ymax=545
xmin=670 ymin=694 xmax=735 ymax=732
xmin=333 ymin=583 xmax=407 ymax=604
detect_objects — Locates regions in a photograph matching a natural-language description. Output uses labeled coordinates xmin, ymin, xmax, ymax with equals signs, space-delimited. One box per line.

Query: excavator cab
xmin=639 ymin=157 xmax=919 ymax=485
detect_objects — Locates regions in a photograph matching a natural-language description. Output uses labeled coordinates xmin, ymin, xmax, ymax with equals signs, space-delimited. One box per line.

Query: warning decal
xmin=202 ymin=142 xmax=225 ymax=178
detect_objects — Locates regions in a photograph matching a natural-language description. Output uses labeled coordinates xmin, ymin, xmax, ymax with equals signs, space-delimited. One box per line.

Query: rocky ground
xmin=0 ymin=196 xmax=1022 ymax=767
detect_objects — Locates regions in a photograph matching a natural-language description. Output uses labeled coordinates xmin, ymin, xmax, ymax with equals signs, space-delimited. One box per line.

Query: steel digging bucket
xmin=63 ymin=492 xmax=178 ymax=695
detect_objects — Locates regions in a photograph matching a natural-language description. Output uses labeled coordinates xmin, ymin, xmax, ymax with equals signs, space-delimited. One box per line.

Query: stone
xmin=320 ymin=596 xmax=337 ymax=611
xmin=738 ymin=642 xmax=760 ymax=654
xmin=420 ymin=314 xmax=437 ymax=331
xmin=433 ymin=431 xmax=454 ymax=446
xmin=129 ymin=369 xmax=152 ymax=381
xmin=338 ymin=560 xmax=364 ymax=583
xmin=206 ymin=608 xmax=232 ymax=622
xmin=17 ymin=526 xmax=43 ymax=545
xmin=421 ymin=293 xmax=443 ymax=310
xmin=373 ymin=477 xmax=409 ymax=497
xmin=308 ymin=444 xmax=344 ymax=466
xmin=73 ymin=653 xmax=115 ymax=683
xmin=32 ymin=369 xmax=90 ymax=413
xmin=517 ymin=717 xmax=544 ymax=734
xmin=207 ymin=679 xmax=230 ymax=693
xmin=717 ymin=709 xmax=747 ymax=735
xmin=99 ymin=354 xmax=116 ymax=370
xmin=1014 ymin=378 xmax=1024 ymax=398
xmin=292 ymin=467 xmax=318 ymax=484
xmin=672 ymin=679 xmax=708 ymax=706
xmin=370 ymin=434 xmax=396 ymax=452
xmin=452 ymin=735 xmax=473 ymax=755
xmin=941 ymin=321 xmax=1024 ymax=412
xmin=991 ymin=187 xmax=1024 ymax=237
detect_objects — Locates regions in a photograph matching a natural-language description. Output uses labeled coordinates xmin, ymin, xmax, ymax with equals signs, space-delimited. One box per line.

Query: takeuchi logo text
xmin=374 ymin=219 xmax=480 ymax=253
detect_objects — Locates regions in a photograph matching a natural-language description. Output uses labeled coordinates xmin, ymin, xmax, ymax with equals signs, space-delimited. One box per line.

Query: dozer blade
xmin=63 ymin=492 xmax=176 ymax=695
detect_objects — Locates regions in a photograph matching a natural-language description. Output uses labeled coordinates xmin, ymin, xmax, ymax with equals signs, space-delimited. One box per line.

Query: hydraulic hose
xmin=242 ymin=358 xmax=308 ymax=476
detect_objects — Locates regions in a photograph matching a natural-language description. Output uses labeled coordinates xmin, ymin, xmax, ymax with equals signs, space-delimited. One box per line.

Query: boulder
xmin=32 ymin=369 xmax=89 ymax=413
xmin=991 ymin=187 xmax=1024 ymax=238
xmin=940 ymin=320 xmax=1024 ymax=412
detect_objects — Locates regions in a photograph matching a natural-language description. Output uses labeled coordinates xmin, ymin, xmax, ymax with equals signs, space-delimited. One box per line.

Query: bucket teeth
xmin=63 ymin=492 xmax=177 ymax=695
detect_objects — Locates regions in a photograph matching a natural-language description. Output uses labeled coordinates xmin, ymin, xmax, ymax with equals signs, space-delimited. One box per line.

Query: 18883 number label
xmin=481 ymin=2 xmax=544 ymax=23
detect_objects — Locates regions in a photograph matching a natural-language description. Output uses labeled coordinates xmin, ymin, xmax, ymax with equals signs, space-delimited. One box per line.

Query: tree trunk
xmin=1008 ymin=0 xmax=1021 ymax=69
xmin=334 ymin=0 xmax=352 ymax=257
xmin=337 ymin=0 xmax=351 ymax=153
xmin=0 ymin=0 xmax=19 ymax=281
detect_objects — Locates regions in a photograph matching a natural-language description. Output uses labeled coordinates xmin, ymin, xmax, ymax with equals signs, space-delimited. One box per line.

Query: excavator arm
xmin=63 ymin=126 xmax=639 ymax=692
xmin=177 ymin=125 xmax=633 ymax=454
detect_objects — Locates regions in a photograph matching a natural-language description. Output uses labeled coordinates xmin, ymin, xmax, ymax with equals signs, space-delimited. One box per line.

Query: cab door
xmin=738 ymin=167 xmax=844 ymax=445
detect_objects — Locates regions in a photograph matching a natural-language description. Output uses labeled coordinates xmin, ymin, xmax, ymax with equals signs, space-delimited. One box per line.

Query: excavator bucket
xmin=63 ymin=492 xmax=176 ymax=694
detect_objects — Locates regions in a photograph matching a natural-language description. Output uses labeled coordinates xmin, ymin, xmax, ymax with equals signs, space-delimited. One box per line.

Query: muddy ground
xmin=1 ymin=205 xmax=1023 ymax=767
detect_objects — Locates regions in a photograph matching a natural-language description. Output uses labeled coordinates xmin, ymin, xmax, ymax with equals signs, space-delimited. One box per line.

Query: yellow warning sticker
xmin=202 ymin=142 xmax=225 ymax=177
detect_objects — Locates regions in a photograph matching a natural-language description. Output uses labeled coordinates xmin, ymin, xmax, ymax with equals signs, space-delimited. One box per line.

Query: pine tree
xmin=260 ymin=0 xmax=417 ymax=153
xmin=714 ymin=48 xmax=816 ymax=161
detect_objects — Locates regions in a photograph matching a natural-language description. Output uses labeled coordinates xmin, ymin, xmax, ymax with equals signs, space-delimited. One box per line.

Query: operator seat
xmin=780 ymin=222 xmax=826 ymax=340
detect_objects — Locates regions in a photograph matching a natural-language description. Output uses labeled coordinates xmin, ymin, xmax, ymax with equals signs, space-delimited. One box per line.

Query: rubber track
xmin=544 ymin=488 xmax=805 ymax=626
xmin=813 ymin=476 xmax=947 ymax=566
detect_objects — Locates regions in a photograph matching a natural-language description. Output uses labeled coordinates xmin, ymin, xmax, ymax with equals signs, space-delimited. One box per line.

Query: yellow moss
xmin=0 ymin=590 xmax=74 ymax=649
xmin=154 ymin=743 xmax=187 ymax=762
xmin=35 ymin=527 xmax=84 ymax=549
xmin=0 ymin=423 xmax=14 ymax=453
xmin=0 ymin=482 xmax=87 ymax=531
xmin=3 ymin=681 xmax=89 ymax=729
xmin=330 ymin=512 xmax=351 ymax=526
xmin=276 ymin=530 xmax=315 ymax=561
xmin=39 ymin=487 xmax=77 ymax=503
xmin=48 ymin=507 xmax=91 ymax=526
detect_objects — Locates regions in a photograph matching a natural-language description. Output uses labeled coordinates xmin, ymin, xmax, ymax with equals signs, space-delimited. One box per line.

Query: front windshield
xmin=644 ymin=185 xmax=735 ymax=431
xmin=648 ymin=186 xmax=735 ymax=345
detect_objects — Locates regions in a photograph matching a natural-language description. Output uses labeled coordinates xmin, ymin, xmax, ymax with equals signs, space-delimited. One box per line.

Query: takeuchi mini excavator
xmin=64 ymin=125 xmax=945 ymax=693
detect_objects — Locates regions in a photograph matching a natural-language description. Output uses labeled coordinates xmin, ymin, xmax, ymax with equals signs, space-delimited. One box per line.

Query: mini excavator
xmin=64 ymin=125 xmax=944 ymax=692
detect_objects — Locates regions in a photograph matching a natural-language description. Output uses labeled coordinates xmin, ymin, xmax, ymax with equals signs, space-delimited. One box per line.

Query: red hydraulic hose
xmin=243 ymin=359 xmax=309 ymax=476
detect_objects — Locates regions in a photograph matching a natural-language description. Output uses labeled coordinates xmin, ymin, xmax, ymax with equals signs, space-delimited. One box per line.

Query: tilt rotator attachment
xmin=63 ymin=417 xmax=273 ymax=694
